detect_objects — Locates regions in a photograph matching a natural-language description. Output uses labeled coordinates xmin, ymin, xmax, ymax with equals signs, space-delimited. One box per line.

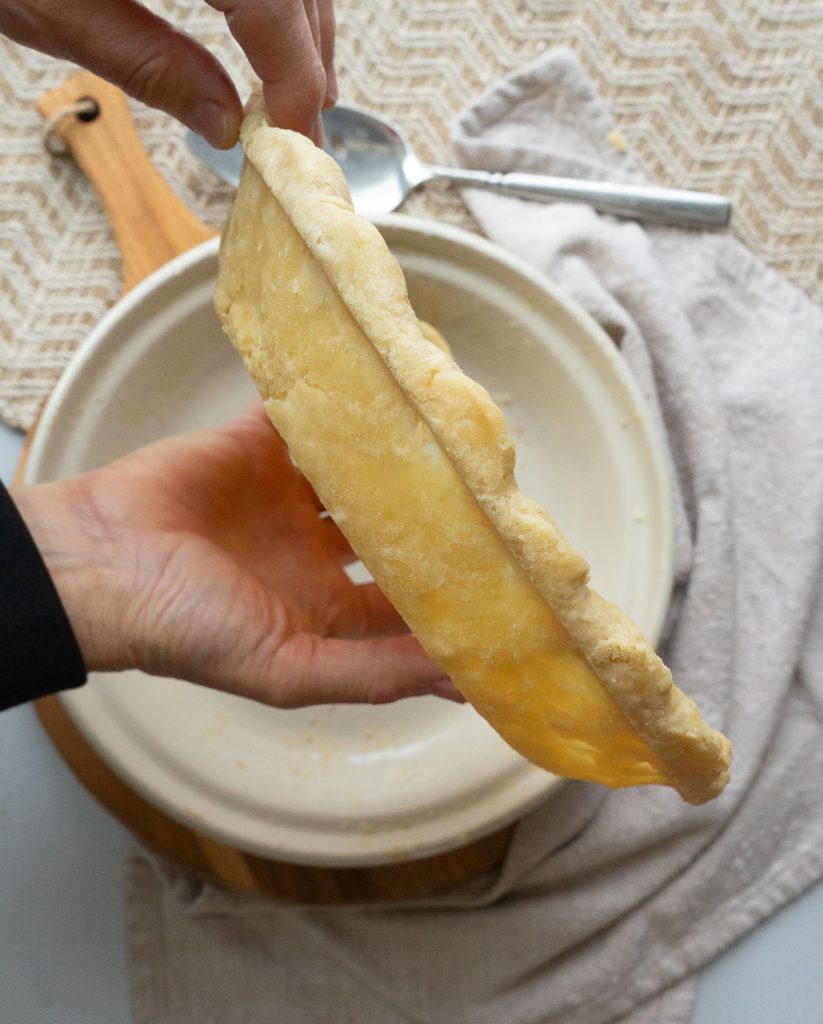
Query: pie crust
xmin=215 ymin=101 xmax=731 ymax=804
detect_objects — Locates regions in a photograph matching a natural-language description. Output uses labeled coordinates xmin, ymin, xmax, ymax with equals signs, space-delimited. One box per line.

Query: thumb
xmin=5 ymin=0 xmax=243 ymax=148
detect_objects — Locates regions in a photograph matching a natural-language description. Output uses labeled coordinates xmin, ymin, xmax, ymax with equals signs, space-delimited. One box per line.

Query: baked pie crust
xmin=215 ymin=102 xmax=731 ymax=804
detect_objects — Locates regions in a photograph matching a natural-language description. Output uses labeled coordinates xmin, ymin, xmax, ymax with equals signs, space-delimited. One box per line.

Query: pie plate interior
xmin=24 ymin=216 xmax=673 ymax=867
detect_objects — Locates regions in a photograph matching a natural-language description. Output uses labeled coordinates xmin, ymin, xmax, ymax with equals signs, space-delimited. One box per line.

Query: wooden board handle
xmin=37 ymin=71 xmax=216 ymax=294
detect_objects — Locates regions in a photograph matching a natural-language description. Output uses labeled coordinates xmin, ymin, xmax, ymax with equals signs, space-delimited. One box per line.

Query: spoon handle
xmin=428 ymin=165 xmax=731 ymax=229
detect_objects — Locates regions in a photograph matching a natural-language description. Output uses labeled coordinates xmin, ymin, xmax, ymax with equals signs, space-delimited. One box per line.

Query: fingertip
xmin=323 ymin=65 xmax=339 ymax=109
xmin=185 ymin=98 xmax=241 ymax=149
xmin=65 ymin=3 xmax=244 ymax=149
xmin=312 ymin=114 xmax=325 ymax=148
xmin=220 ymin=105 xmax=243 ymax=149
xmin=429 ymin=678 xmax=467 ymax=704
xmin=239 ymin=392 xmax=268 ymax=413
xmin=241 ymin=396 xmax=266 ymax=417
xmin=261 ymin=57 xmax=327 ymax=139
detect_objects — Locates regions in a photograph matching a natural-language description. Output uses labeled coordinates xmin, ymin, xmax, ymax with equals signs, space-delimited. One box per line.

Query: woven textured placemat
xmin=1 ymin=0 xmax=821 ymax=431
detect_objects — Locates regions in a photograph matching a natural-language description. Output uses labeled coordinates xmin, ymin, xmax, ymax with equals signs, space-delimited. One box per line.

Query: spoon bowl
xmin=321 ymin=105 xmax=432 ymax=217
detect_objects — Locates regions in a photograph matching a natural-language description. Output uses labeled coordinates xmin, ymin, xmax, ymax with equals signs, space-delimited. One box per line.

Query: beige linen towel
xmin=125 ymin=49 xmax=823 ymax=1024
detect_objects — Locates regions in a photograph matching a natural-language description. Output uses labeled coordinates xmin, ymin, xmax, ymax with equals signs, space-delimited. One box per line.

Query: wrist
xmin=11 ymin=473 xmax=134 ymax=673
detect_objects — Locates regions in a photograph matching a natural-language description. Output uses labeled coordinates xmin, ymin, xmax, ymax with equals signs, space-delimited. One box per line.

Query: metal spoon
xmin=187 ymin=103 xmax=731 ymax=229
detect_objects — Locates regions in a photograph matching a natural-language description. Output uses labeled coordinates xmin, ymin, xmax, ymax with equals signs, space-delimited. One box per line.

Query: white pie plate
xmin=24 ymin=216 xmax=672 ymax=867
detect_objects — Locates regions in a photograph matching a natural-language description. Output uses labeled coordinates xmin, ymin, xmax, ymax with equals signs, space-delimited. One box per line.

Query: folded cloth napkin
xmin=126 ymin=48 xmax=823 ymax=1024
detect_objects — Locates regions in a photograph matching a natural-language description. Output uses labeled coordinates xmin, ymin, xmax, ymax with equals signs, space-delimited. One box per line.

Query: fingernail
xmin=186 ymin=100 xmax=236 ymax=149
xmin=312 ymin=113 xmax=325 ymax=148
xmin=429 ymin=678 xmax=466 ymax=704
xmin=324 ymin=66 xmax=339 ymax=107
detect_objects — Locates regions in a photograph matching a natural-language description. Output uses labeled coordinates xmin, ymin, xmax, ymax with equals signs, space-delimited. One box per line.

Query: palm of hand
xmin=74 ymin=405 xmax=451 ymax=707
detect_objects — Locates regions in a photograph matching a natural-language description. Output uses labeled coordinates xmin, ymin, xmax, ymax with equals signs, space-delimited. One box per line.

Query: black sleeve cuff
xmin=1 ymin=482 xmax=87 ymax=711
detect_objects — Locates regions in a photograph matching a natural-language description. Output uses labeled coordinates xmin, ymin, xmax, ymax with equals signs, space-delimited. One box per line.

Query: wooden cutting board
xmin=26 ymin=71 xmax=514 ymax=904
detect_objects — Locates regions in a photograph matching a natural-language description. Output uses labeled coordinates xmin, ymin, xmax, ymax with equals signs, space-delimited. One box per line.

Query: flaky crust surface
xmin=215 ymin=100 xmax=731 ymax=803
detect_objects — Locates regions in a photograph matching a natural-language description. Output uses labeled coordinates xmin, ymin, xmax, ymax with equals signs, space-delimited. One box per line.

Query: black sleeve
xmin=0 ymin=482 xmax=87 ymax=711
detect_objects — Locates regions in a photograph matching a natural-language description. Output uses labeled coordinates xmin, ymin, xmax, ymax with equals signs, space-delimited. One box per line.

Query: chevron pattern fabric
xmin=1 ymin=0 xmax=821 ymax=429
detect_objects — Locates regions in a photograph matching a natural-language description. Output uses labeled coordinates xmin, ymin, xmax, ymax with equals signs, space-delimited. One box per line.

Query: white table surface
xmin=2 ymin=418 xmax=822 ymax=1023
